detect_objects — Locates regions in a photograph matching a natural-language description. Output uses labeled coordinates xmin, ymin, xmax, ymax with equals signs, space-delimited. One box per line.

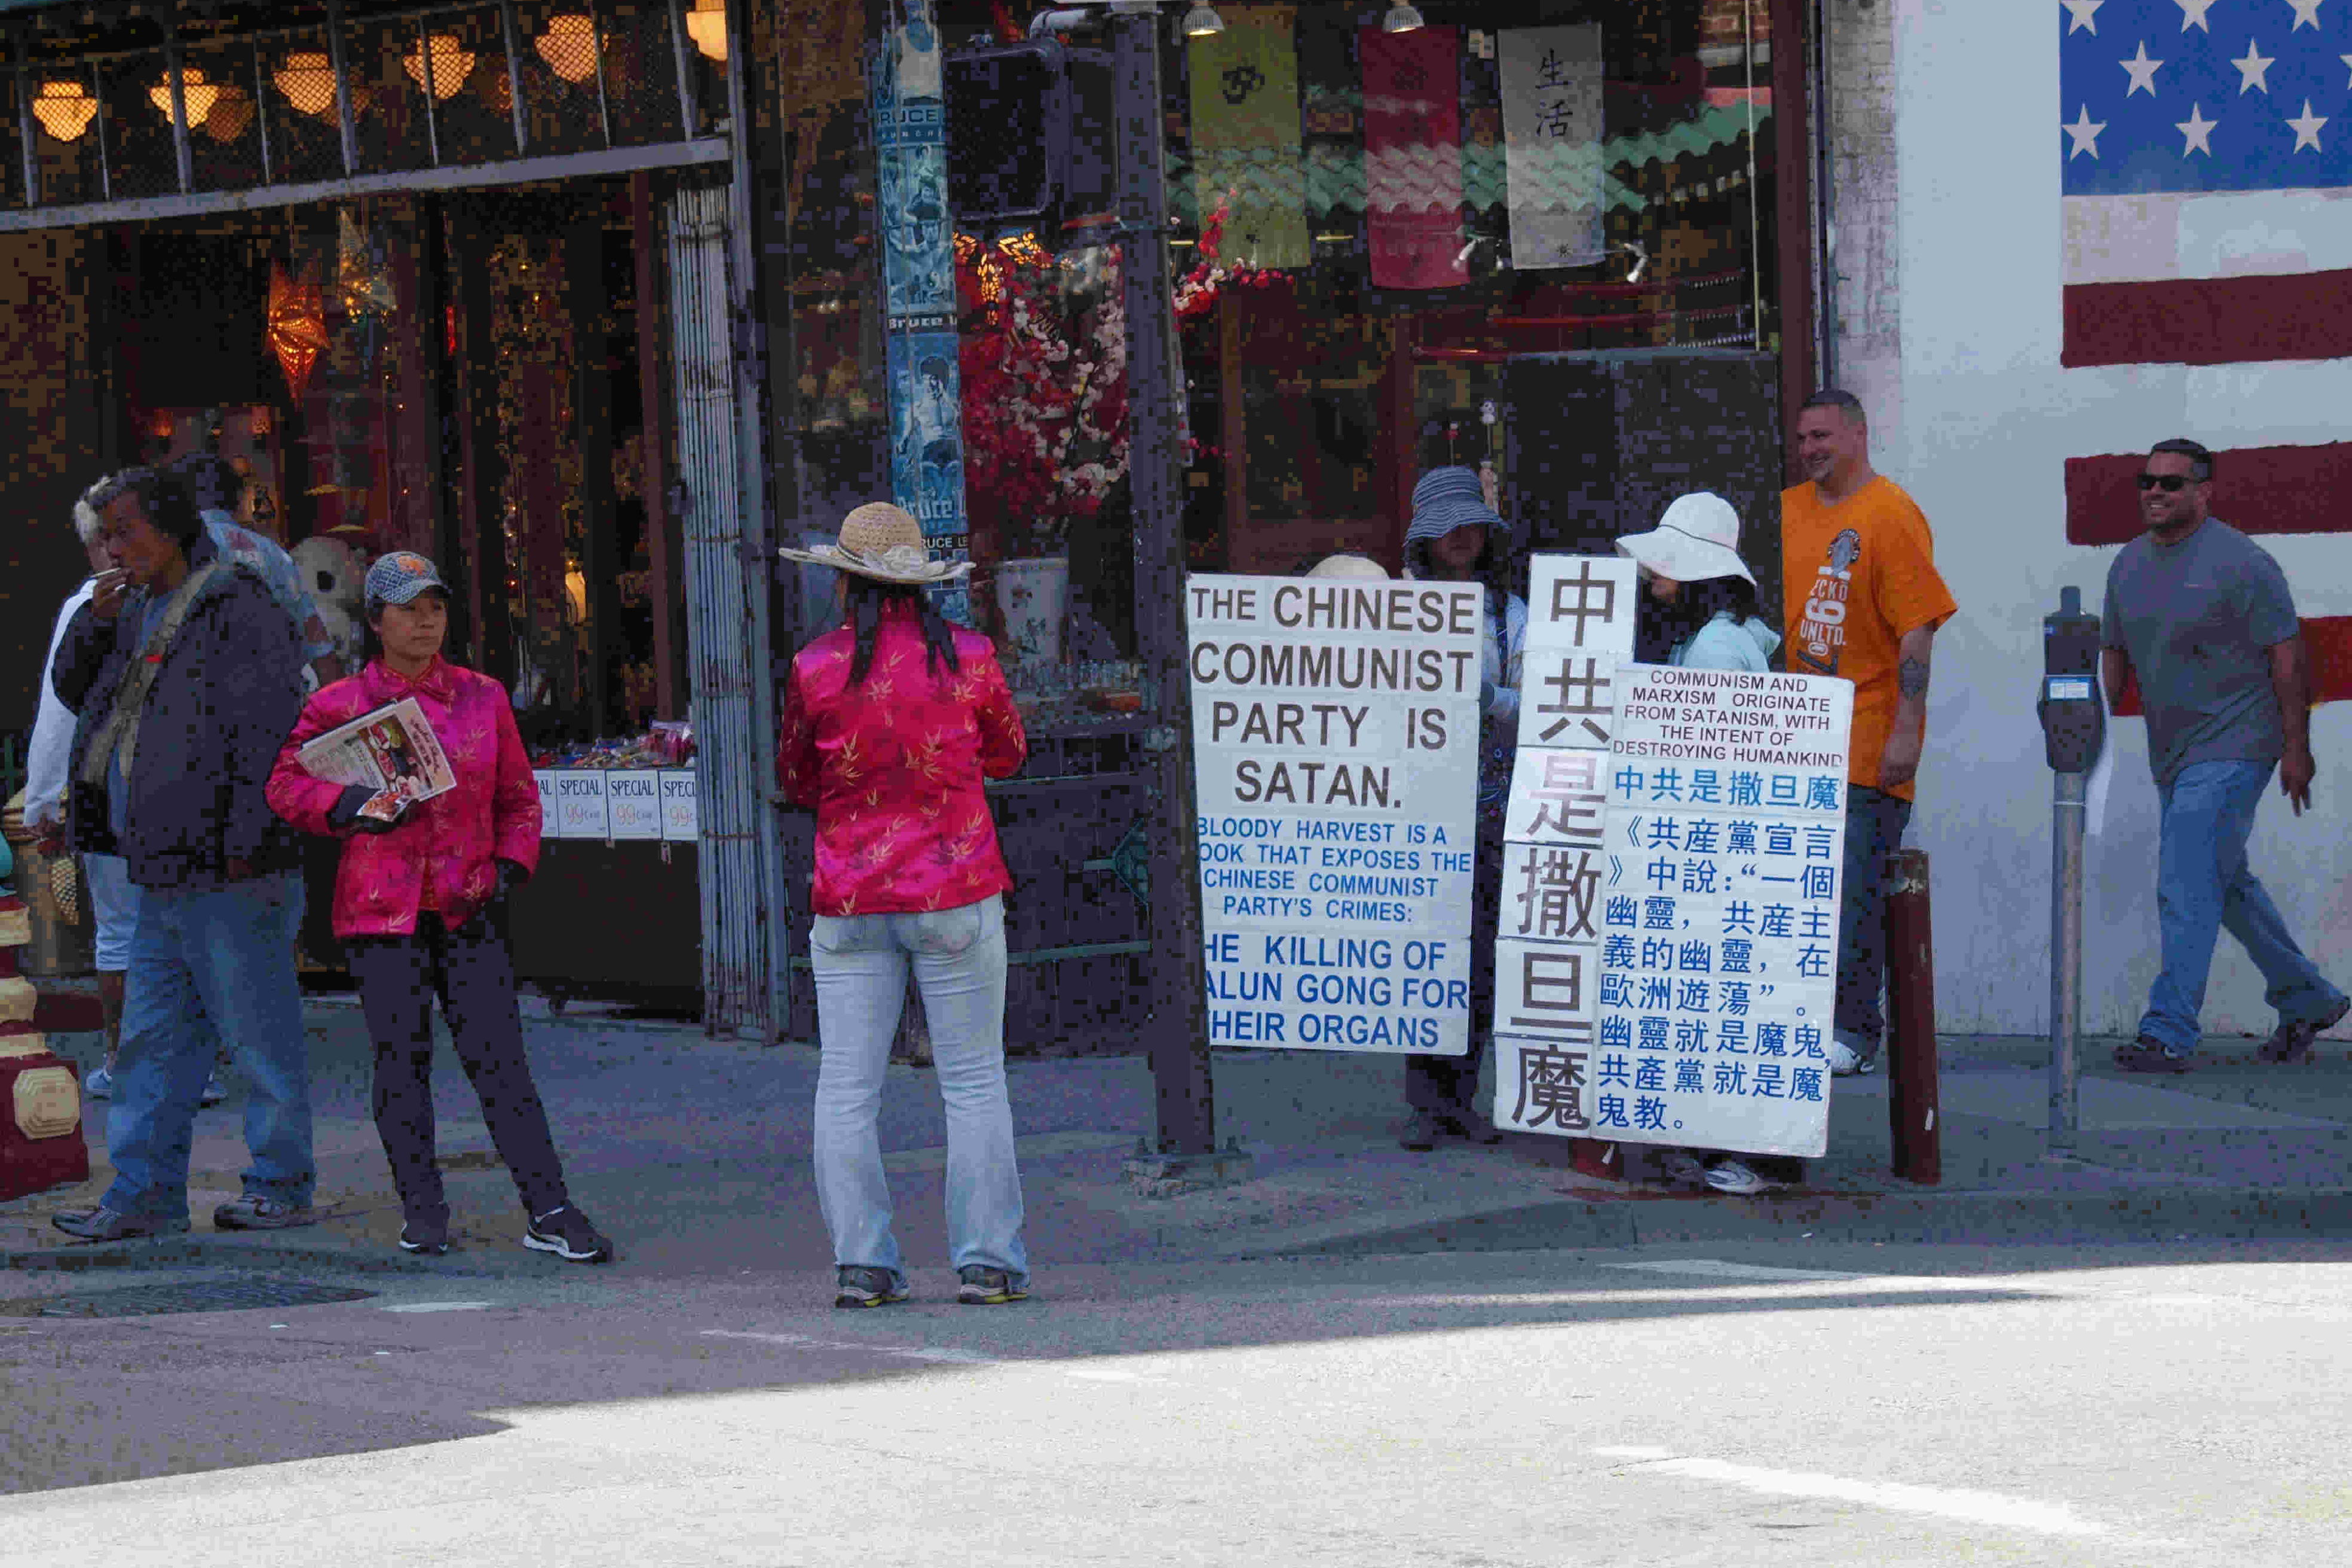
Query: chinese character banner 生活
xmin=1186 ymin=575 xmax=1488 ymax=1055
xmin=1496 ymin=558 xmax=1854 ymax=1159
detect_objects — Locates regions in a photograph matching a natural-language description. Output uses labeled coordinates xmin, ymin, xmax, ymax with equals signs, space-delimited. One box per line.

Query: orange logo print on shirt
xmin=1794 ymin=528 xmax=1863 ymax=675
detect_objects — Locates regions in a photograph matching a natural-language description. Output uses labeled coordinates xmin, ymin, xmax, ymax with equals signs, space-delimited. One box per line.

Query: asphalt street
xmin=3 ymin=1238 xmax=2349 ymax=1566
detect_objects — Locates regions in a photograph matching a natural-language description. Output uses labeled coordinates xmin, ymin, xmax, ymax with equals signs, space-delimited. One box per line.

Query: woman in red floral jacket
xmin=267 ymin=552 xmax=610 ymax=1265
xmin=779 ymin=503 xmax=1030 ymax=1309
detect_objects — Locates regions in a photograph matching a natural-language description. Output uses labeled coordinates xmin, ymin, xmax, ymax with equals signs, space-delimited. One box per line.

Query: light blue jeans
xmin=810 ymin=894 xmax=1026 ymax=1287
xmin=2140 ymin=759 xmax=2347 ymax=1057
xmin=104 ymin=872 xmax=314 ymax=1218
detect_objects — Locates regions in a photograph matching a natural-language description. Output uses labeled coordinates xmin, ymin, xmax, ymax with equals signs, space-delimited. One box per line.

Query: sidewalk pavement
xmin=7 ymin=999 xmax=2352 ymax=1278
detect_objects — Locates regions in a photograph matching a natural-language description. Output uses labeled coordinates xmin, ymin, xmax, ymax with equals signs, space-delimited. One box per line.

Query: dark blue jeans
xmin=1835 ymin=786 xmax=1913 ymax=1057
xmin=2138 ymin=760 xmax=2345 ymax=1056
xmin=104 ymin=872 xmax=311 ymax=1218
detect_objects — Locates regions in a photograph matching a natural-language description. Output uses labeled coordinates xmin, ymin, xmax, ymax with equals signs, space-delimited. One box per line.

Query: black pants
xmin=1407 ymin=813 xmax=1505 ymax=1119
xmin=347 ymin=913 xmax=568 ymax=1224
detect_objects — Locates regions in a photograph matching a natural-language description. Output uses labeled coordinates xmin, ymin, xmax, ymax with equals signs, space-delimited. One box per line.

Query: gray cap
xmin=363 ymin=550 xmax=449 ymax=609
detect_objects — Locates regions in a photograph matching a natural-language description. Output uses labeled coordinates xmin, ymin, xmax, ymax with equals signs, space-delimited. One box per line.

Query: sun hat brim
xmin=1615 ymin=525 xmax=1754 ymax=586
xmin=776 ymin=542 xmax=974 ymax=585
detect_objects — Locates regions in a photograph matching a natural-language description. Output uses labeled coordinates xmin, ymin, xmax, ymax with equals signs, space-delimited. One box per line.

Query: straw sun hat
xmin=1615 ymin=491 xmax=1754 ymax=586
xmin=777 ymin=501 xmax=972 ymax=585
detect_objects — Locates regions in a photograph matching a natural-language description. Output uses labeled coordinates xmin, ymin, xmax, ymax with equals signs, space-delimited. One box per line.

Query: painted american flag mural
xmin=2059 ymin=0 xmax=2352 ymax=707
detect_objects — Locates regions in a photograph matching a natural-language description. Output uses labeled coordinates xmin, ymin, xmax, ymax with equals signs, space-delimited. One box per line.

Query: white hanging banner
xmin=1497 ymin=25 xmax=1606 ymax=272
xmin=1186 ymin=575 xmax=1485 ymax=1055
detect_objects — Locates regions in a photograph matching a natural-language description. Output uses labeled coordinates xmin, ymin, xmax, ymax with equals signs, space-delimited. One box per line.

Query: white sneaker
xmin=82 ymin=1064 xmax=113 ymax=1100
xmin=1828 ymin=1040 xmax=1878 ymax=1077
xmin=1704 ymin=1158 xmax=1769 ymax=1196
xmin=1661 ymin=1150 xmax=1708 ymax=1186
xmin=200 ymin=1070 xmax=229 ymax=1107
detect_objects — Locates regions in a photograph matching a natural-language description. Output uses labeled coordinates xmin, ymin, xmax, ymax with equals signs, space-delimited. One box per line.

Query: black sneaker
xmin=399 ymin=1220 xmax=452 ymax=1256
xmin=2258 ymin=997 xmax=2350 ymax=1065
xmin=51 ymin=1205 xmax=190 ymax=1242
xmin=1438 ymin=1111 xmax=1503 ymax=1146
xmin=1398 ymin=1111 xmax=1442 ymax=1151
xmin=523 ymin=1203 xmax=613 ymax=1263
xmin=956 ymin=1265 xmax=1030 ymax=1306
xmin=2114 ymin=1038 xmax=2192 ymax=1074
xmin=835 ymin=1266 xmax=910 ymax=1309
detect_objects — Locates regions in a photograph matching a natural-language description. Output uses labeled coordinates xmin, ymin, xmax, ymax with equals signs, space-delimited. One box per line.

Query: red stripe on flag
xmin=2060 ymin=268 xmax=2352 ymax=369
xmin=2064 ymin=443 xmax=2352 ymax=547
xmin=2110 ymin=616 xmax=2352 ymax=714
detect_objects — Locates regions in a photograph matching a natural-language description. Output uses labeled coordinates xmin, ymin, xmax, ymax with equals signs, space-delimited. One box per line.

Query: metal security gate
xmin=667 ymin=183 xmax=768 ymax=1037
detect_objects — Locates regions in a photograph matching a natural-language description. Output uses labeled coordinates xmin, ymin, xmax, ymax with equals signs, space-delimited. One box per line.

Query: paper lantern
xmin=403 ymin=32 xmax=475 ymax=100
xmin=267 ymin=262 xmax=329 ymax=402
xmin=204 ymin=85 xmax=254 ymax=145
xmin=149 ymin=65 xmax=220 ymax=128
xmin=275 ymin=51 xmax=338 ymax=119
xmin=536 ymin=14 xmax=599 ymax=84
xmin=686 ymin=0 xmax=728 ymax=63
xmin=30 ymin=81 xmax=96 ymax=142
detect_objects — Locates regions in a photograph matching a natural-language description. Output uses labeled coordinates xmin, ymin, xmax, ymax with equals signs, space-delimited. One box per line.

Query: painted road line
xmin=378 ymin=1301 xmax=497 ymax=1314
xmin=1592 ymin=1448 xmax=2108 ymax=1538
xmin=1600 ymin=1260 xmax=1869 ymax=1282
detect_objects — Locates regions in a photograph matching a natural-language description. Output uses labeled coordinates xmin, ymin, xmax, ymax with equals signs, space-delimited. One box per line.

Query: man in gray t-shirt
xmin=2101 ymin=438 xmax=2346 ymax=1072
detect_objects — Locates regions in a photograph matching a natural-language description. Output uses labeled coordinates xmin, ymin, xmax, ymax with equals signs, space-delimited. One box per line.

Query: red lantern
xmin=267 ymin=261 xmax=328 ymax=402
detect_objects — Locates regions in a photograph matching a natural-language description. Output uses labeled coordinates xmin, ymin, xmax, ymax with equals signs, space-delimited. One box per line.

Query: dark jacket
xmin=53 ymin=534 xmax=306 ymax=890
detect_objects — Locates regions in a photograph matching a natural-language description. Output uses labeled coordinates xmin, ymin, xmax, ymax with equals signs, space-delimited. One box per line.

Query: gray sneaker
xmin=956 ymin=1265 xmax=1030 ymax=1306
xmin=53 ymin=1205 xmax=190 ymax=1242
xmin=834 ymin=1266 xmax=909 ymax=1309
xmin=2258 ymin=997 xmax=2350 ymax=1065
xmin=213 ymin=1195 xmax=320 ymax=1230
xmin=81 ymin=1064 xmax=113 ymax=1100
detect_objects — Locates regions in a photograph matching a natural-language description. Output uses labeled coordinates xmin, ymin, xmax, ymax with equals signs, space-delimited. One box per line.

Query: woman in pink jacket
xmin=779 ymin=503 xmax=1028 ymax=1309
xmin=267 ymin=552 xmax=610 ymax=1264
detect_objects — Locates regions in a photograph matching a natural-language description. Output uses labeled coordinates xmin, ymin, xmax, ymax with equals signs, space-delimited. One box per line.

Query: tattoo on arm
xmin=1898 ymin=657 xmax=1930 ymax=699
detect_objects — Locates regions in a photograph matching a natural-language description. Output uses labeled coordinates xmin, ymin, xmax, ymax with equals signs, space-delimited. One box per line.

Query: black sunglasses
xmin=2135 ymin=473 xmax=2198 ymax=492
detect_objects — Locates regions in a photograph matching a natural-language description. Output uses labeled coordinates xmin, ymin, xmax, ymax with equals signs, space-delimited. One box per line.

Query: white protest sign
xmin=1493 ymin=556 xmax=1635 ymax=1135
xmin=607 ymin=771 xmax=663 ymax=841
xmin=1588 ymin=662 xmax=1854 ymax=1157
xmin=1186 ymin=574 xmax=1484 ymax=1054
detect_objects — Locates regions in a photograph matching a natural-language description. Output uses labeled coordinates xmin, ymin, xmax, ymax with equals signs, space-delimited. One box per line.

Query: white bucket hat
xmin=1615 ymin=491 xmax=1754 ymax=586
xmin=1305 ymin=553 xmax=1389 ymax=581
xmin=777 ymin=501 xmax=973 ymax=584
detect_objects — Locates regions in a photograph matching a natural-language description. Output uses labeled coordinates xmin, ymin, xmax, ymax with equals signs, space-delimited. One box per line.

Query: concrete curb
xmin=1242 ymin=1185 xmax=2352 ymax=1257
xmin=0 ymin=1236 xmax=542 ymax=1278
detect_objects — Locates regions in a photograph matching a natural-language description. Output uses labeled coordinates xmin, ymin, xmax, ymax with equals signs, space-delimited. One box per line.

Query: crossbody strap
xmin=76 ymin=560 xmax=228 ymax=794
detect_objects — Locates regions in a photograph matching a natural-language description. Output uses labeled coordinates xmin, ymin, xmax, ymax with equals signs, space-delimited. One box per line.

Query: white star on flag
xmin=2120 ymin=40 xmax=2164 ymax=95
xmin=2175 ymin=0 xmax=2217 ymax=29
xmin=2176 ymin=101 xmax=2218 ymax=154
xmin=2063 ymin=0 xmax=2104 ymax=33
xmin=2065 ymin=104 xmax=2107 ymax=158
xmin=2233 ymin=40 xmax=2274 ymax=92
xmin=2287 ymin=98 xmax=2328 ymax=151
xmin=2286 ymin=0 xmax=2323 ymax=30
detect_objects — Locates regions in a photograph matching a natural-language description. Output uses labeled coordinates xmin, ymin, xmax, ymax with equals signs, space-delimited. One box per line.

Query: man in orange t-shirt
xmin=1781 ymin=390 xmax=1958 ymax=1076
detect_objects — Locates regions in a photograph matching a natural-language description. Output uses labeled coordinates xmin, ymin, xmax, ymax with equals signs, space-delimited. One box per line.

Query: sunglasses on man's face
xmin=2135 ymin=473 xmax=2198 ymax=492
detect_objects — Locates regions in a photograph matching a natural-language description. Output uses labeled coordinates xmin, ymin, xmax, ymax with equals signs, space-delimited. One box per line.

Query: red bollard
xmin=1885 ymin=849 xmax=1941 ymax=1185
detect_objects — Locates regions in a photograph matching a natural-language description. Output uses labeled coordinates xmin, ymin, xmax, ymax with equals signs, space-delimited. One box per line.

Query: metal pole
xmin=1886 ymin=848 xmax=1941 ymax=1184
xmin=164 ymin=25 xmax=194 ymax=195
xmin=1116 ymin=10 xmax=1215 ymax=1158
xmin=2050 ymin=770 xmax=2086 ymax=1154
xmin=499 ymin=0 xmax=528 ymax=154
xmin=326 ymin=0 xmax=359 ymax=177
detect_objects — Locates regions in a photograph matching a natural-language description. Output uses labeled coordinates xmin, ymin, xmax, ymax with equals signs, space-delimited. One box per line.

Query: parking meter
xmin=2038 ymin=586 xmax=2105 ymax=773
xmin=2040 ymin=586 xmax=2102 ymax=1157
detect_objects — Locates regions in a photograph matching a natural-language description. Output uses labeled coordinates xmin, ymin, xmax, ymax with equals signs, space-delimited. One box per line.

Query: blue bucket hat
xmin=1404 ymin=466 xmax=1505 ymax=547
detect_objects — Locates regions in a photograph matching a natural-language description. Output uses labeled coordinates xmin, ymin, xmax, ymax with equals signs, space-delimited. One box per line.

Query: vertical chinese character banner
xmin=1186 ymin=576 xmax=1486 ymax=1054
xmin=1188 ymin=4 xmax=1310 ymax=271
xmin=1497 ymin=24 xmax=1605 ymax=272
xmin=1359 ymin=23 xmax=1467 ymax=290
xmin=869 ymin=1 xmax=970 ymax=622
xmin=1596 ymin=665 xmax=1854 ymax=1157
xmin=1493 ymin=557 xmax=1636 ymax=1136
